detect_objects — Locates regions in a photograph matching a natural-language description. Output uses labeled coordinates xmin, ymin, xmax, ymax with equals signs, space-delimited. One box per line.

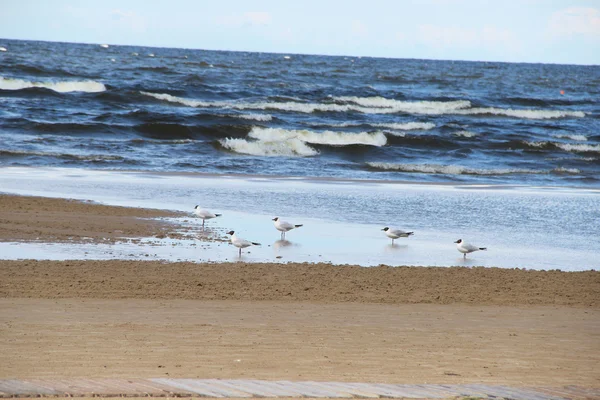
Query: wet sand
xmin=0 ymin=194 xmax=599 ymax=386
xmin=0 ymin=194 xmax=187 ymax=243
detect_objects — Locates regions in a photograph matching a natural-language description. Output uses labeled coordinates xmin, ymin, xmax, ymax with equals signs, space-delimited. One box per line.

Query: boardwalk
xmin=0 ymin=379 xmax=598 ymax=399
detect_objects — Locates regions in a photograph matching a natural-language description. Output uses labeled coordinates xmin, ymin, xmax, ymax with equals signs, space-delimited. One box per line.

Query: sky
xmin=1 ymin=0 xmax=599 ymax=65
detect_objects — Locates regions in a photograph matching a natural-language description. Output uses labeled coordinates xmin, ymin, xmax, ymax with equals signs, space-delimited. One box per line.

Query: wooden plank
xmin=415 ymin=384 xmax=467 ymax=398
xmin=454 ymin=384 xmax=499 ymax=398
xmin=207 ymin=379 xmax=285 ymax=398
xmin=304 ymin=381 xmax=365 ymax=398
xmin=531 ymin=386 xmax=577 ymax=399
xmin=563 ymin=385 xmax=600 ymax=399
xmin=0 ymin=379 xmax=56 ymax=395
xmin=380 ymin=384 xmax=447 ymax=399
xmin=274 ymin=380 xmax=349 ymax=397
xmin=246 ymin=379 xmax=308 ymax=397
xmin=487 ymin=385 xmax=557 ymax=400
xmin=151 ymin=378 xmax=226 ymax=397
xmin=376 ymin=383 xmax=453 ymax=398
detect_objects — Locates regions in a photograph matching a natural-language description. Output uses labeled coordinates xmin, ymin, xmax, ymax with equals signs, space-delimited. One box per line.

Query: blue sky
xmin=1 ymin=0 xmax=599 ymax=64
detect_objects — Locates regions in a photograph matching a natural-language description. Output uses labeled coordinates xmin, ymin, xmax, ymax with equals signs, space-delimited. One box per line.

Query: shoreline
xmin=3 ymin=165 xmax=600 ymax=191
xmin=1 ymin=190 xmax=599 ymax=270
xmin=0 ymin=194 xmax=197 ymax=243
xmin=1 ymin=193 xmax=599 ymax=387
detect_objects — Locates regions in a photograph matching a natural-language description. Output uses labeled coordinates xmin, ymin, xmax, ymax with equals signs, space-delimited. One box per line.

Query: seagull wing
xmin=463 ymin=242 xmax=481 ymax=252
xmin=390 ymin=229 xmax=412 ymax=237
xmin=279 ymin=220 xmax=295 ymax=230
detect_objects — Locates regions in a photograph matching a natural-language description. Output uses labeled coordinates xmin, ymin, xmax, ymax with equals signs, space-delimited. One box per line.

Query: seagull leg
xmin=239 ymin=247 xmax=242 ymax=257
xmin=464 ymin=253 xmax=467 ymax=259
xmin=202 ymin=219 xmax=205 ymax=231
xmin=392 ymin=238 xmax=394 ymax=245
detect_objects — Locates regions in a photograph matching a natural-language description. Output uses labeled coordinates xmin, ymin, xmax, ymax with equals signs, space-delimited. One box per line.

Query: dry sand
xmin=0 ymin=194 xmax=599 ymax=387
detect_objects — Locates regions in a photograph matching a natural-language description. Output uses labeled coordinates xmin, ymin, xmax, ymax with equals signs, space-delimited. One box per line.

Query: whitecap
xmin=552 ymin=133 xmax=588 ymax=141
xmin=322 ymin=121 xmax=435 ymax=131
xmin=459 ymin=107 xmax=584 ymax=119
xmin=0 ymin=76 xmax=106 ymax=93
xmin=552 ymin=167 xmax=581 ymax=174
xmin=141 ymin=91 xmax=585 ymax=120
xmin=336 ymin=96 xmax=584 ymax=119
xmin=556 ymin=143 xmax=600 ymax=153
xmin=366 ymin=162 xmax=543 ymax=175
xmin=219 ymin=138 xmax=318 ymax=157
xmin=236 ymin=113 xmax=273 ymax=122
xmin=336 ymin=96 xmax=472 ymax=113
xmin=453 ymin=130 xmax=477 ymax=138
xmin=248 ymin=127 xmax=387 ymax=146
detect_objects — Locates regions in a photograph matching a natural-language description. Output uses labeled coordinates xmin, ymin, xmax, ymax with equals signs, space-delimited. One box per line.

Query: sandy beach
xmin=1 ymin=194 xmax=599 ymax=388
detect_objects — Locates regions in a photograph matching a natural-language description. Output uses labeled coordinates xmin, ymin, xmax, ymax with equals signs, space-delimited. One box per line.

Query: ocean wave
xmin=0 ymin=149 xmax=125 ymax=161
xmin=141 ymin=91 xmax=584 ymax=120
xmin=236 ymin=113 xmax=273 ymax=122
xmin=322 ymin=121 xmax=435 ymax=131
xmin=218 ymin=138 xmax=318 ymax=157
xmin=524 ymin=141 xmax=600 ymax=153
xmin=335 ymin=96 xmax=471 ymax=112
xmin=552 ymin=134 xmax=587 ymax=141
xmin=336 ymin=96 xmax=585 ymax=119
xmin=458 ymin=107 xmax=585 ymax=119
xmin=248 ymin=127 xmax=387 ymax=146
xmin=556 ymin=143 xmax=600 ymax=153
xmin=0 ymin=76 xmax=106 ymax=93
xmin=365 ymin=162 xmax=580 ymax=176
xmin=452 ymin=130 xmax=477 ymax=138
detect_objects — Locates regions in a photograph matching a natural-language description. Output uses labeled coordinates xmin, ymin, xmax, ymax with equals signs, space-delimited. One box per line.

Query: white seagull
xmin=454 ymin=239 xmax=487 ymax=258
xmin=272 ymin=217 xmax=303 ymax=239
xmin=227 ymin=230 xmax=261 ymax=256
xmin=193 ymin=205 xmax=221 ymax=230
xmin=382 ymin=227 xmax=414 ymax=244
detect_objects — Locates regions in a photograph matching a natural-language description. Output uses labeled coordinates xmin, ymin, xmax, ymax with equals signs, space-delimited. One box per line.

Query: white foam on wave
xmin=337 ymin=96 xmax=585 ymax=119
xmin=336 ymin=96 xmax=472 ymax=113
xmin=453 ymin=130 xmax=477 ymax=137
xmin=219 ymin=138 xmax=318 ymax=157
xmin=556 ymin=143 xmax=600 ymax=153
xmin=142 ymin=91 xmax=460 ymax=115
xmin=141 ymin=91 xmax=585 ymax=120
xmin=553 ymin=167 xmax=581 ymax=174
xmin=248 ymin=127 xmax=387 ymax=146
xmin=459 ymin=107 xmax=584 ymax=119
xmin=0 ymin=76 xmax=106 ymax=93
xmin=324 ymin=121 xmax=435 ymax=131
xmin=525 ymin=141 xmax=600 ymax=153
xmin=236 ymin=113 xmax=273 ymax=122
xmin=552 ymin=133 xmax=588 ymax=141
xmin=366 ymin=162 xmax=580 ymax=176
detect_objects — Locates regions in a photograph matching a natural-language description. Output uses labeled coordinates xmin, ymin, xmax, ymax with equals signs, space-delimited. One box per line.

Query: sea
xmin=0 ymin=39 xmax=599 ymax=270
xmin=1 ymin=38 xmax=599 ymax=185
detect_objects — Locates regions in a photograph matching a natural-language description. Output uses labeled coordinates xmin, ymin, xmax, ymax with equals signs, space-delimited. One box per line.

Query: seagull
xmin=382 ymin=227 xmax=414 ymax=244
xmin=193 ymin=205 xmax=221 ymax=230
xmin=272 ymin=217 xmax=303 ymax=239
xmin=227 ymin=231 xmax=261 ymax=256
xmin=454 ymin=239 xmax=487 ymax=258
